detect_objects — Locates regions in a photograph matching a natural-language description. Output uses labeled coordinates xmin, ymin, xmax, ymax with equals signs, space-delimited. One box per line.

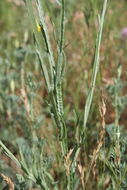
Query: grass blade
xmin=82 ymin=0 xmax=108 ymax=136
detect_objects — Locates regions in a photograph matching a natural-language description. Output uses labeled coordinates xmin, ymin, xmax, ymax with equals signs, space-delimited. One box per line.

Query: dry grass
xmin=0 ymin=173 xmax=14 ymax=190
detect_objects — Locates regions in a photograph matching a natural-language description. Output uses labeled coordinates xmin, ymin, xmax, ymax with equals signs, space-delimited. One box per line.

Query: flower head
xmin=36 ymin=20 xmax=41 ymax=32
xmin=121 ymin=27 xmax=127 ymax=40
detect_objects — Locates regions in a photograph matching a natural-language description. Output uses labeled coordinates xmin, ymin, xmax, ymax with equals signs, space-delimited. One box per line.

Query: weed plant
xmin=0 ymin=0 xmax=127 ymax=190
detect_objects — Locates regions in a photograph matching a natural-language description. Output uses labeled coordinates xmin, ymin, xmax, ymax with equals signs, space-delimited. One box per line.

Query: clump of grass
xmin=25 ymin=0 xmax=107 ymax=189
xmin=4 ymin=0 xmax=127 ymax=189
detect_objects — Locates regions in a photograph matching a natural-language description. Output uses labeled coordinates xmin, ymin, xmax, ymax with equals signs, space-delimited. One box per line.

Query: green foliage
xmin=0 ymin=0 xmax=127 ymax=190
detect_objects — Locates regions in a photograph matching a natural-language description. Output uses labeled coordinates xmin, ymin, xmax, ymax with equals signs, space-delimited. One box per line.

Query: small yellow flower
xmin=36 ymin=21 xmax=41 ymax=32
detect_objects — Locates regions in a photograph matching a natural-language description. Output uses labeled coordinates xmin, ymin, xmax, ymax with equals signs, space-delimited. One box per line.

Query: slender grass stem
xmin=56 ymin=0 xmax=65 ymax=82
xmin=82 ymin=0 xmax=108 ymax=137
xmin=0 ymin=140 xmax=21 ymax=168
xmin=37 ymin=0 xmax=55 ymax=90
xmin=55 ymin=0 xmax=65 ymax=115
xmin=26 ymin=0 xmax=51 ymax=92
xmin=55 ymin=0 xmax=68 ymax=156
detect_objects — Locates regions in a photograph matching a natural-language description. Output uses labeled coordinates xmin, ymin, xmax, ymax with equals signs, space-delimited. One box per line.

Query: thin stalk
xmin=114 ymin=71 xmax=121 ymax=166
xmin=67 ymin=147 xmax=80 ymax=190
xmin=0 ymin=141 xmax=21 ymax=168
xmin=37 ymin=0 xmax=55 ymax=90
xmin=55 ymin=0 xmax=65 ymax=106
xmin=26 ymin=0 xmax=51 ymax=92
xmin=55 ymin=0 xmax=68 ymax=156
xmin=82 ymin=0 xmax=108 ymax=137
xmin=56 ymin=0 xmax=65 ymax=82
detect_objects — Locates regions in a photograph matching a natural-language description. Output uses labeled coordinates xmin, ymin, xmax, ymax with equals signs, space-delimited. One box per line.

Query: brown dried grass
xmin=0 ymin=173 xmax=14 ymax=190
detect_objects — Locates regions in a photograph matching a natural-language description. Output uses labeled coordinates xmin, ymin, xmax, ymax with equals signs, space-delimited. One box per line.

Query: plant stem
xmin=26 ymin=0 xmax=51 ymax=92
xmin=82 ymin=0 xmax=108 ymax=138
xmin=37 ymin=0 xmax=55 ymax=90
xmin=55 ymin=0 xmax=68 ymax=156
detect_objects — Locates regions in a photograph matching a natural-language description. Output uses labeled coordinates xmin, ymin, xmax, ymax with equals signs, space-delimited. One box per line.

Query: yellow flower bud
xmin=36 ymin=22 xmax=41 ymax=32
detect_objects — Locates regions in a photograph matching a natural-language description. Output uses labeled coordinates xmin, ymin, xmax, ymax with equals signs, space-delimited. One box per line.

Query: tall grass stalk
xmin=37 ymin=0 xmax=55 ymax=90
xmin=54 ymin=0 xmax=68 ymax=156
xmin=26 ymin=0 xmax=51 ymax=92
xmin=82 ymin=0 xmax=108 ymax=138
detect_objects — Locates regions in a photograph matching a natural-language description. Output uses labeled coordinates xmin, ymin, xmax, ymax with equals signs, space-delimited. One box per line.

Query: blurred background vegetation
xmin=1 ymin=0 xmax=127 ymax=189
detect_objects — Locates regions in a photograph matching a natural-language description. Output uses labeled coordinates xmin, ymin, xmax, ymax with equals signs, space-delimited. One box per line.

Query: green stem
xmin=82 ymin=0 xmax=108 ymax=137
xmin=37 ymin=0 xmax=55 ymax=90
xmin=55 ymin=0 xmax=67 ymax=156
xmin=26 ymin=0 xmax=51 ymax=92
